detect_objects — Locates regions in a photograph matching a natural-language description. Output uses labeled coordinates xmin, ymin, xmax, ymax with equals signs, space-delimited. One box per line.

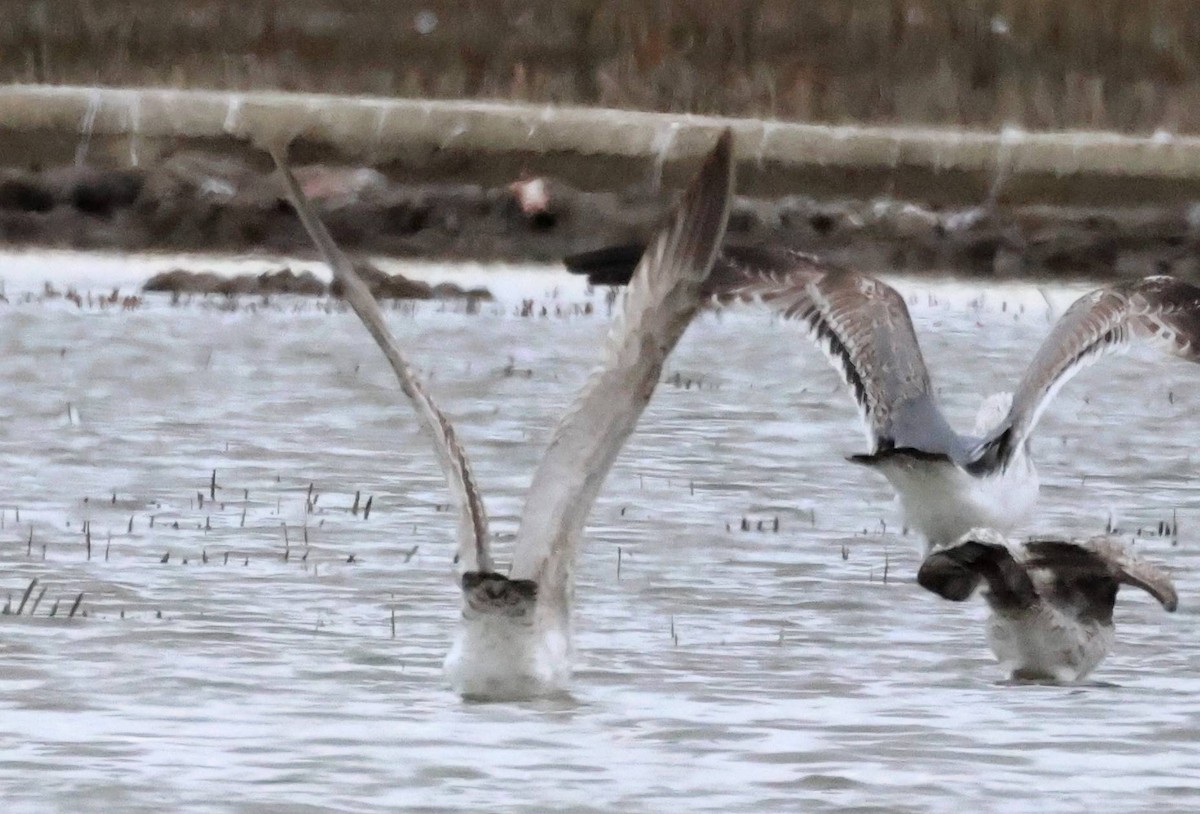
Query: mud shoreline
xmin=1 ymin=153 xmax=1197 ymax=289
xmin=141 ymin=264 xmax=493 ymax=302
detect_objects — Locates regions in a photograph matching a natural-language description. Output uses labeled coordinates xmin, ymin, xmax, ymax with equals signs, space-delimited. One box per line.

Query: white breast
xmin=877 ymin=454 xmax=1039 ymax=552
xmin=443 ymin=612 xmax=571 ymax=700
xmin=987 ymin=606 xmax=1114 ymax=682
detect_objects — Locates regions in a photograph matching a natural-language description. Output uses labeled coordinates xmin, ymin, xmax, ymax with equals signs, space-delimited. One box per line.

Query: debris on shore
xmin=0 ymin=153 xmax=1197 ymax=283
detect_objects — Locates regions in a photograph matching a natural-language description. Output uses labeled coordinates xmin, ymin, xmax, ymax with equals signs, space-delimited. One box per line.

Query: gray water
xmin=1 ymin=274 xmax=1198 ymax=812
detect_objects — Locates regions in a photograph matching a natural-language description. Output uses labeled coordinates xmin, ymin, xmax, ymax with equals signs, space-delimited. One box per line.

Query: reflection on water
xmin=0 ymin=270 xmax=1198 ymax=812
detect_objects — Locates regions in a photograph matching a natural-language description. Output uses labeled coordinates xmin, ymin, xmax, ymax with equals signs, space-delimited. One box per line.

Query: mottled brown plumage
xmin=919 ymin=529 xmax=1177 ymax=682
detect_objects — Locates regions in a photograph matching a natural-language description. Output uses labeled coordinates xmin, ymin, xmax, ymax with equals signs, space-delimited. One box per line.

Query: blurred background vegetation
xmin=7 ymin=0 xmax=1200 ymax=133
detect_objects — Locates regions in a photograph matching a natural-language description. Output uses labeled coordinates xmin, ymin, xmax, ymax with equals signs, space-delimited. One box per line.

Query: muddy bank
xmin=2 ymin=153 xmax=1199 ymax=283
xmin=0 ymin=151 xmax=663 ymax=263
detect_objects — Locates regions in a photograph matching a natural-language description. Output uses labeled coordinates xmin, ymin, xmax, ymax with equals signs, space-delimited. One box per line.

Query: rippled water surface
xmin=1 ymin=261 xmax=1198 ymax=812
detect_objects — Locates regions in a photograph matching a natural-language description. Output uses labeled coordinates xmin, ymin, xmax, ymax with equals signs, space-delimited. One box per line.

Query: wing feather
xmin=1024 ymin=537 xmax=1178 ymax=611
xmin=972 ymin=276 xmax=1200 ymax=471
xmin=709 ymin=248 xmax=960 ymax=457
xmin=564 ymin=238 xmax=957 ymax=456
xmin=509 ymin=130 xmax=735 ymax=591
xmin=271 ymin=148 xmax=492 ymax=572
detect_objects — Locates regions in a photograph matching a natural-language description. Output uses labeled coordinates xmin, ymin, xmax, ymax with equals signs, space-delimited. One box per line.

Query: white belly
xmin=878 ymin=454 xmax=1039 ymax=552
xmin=987 ymin=607 xmax=1114 ymax=682
xmin=443 ymin=611 xmax=571 ymax=700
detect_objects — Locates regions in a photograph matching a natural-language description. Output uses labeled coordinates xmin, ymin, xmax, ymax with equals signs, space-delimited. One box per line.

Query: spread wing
xmin=1024 ymin=538 xmax=1178 ymax=612
xmin=509 ymin=130 xmax=735 ymax=592
xmin=710 ymin=248 xmax=961 ymax=459
xmin=566 ymin=244 xmax=959 ymax=458
xmin=271 ymin=148 xmax=492 ymax=572
xmin=971 ymin=276 xmax=1200 ymax=472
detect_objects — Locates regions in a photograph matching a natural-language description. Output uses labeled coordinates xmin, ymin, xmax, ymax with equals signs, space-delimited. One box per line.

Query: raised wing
xmin=971 ymin=276 xmax=1200 ymax=473
xmin=510 ymin=130 xmax=735 ymax=593
xmin=271 ymin=148 xmax=492 ymax=573
xmin=1024 ymin=538 xmax=1178 ymax=612
xmin=566 ymin=244 xmax=958 ymax=458
xmin=710 ymin=248 xmax=961 ymax=459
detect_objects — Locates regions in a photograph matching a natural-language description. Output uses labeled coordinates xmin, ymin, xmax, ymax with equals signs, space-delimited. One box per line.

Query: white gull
xmin=566 ymin=247 xmax=1200 ymax=554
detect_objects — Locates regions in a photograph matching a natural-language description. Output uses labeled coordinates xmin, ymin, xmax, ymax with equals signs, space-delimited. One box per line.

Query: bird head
xmin=460 ymin=571 xmax=539 ymax=621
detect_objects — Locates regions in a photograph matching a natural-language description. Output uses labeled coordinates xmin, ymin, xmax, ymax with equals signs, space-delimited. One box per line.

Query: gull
xmin=918 ymin=528 xmax=1177 ymax=682
xmin=565 ymin=246 xmax=1200 ymax=553
xmin=271 ymin=131 xmax=734 ymax=699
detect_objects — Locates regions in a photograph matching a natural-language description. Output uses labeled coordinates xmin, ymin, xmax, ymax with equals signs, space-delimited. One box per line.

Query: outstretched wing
xmin=710 ymin=248 xmax=960 ymax=458
xmin=566 ymin=244 xmax=957 ymax=458
xmin=1024 ymin=538 xmax=1178 ymax=612
xmin=971 ymin=276 xmax=1200 ymax=472
xmin=510 ymin=130 xmax=735 ymax=592
xmin=271 ymin=148 xmax=492 ymax=572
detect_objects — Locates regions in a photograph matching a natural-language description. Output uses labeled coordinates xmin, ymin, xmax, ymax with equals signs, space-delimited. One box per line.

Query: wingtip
xmin=563 ymin=129 xmax=734 ymax=287
xmin=1132 ymin=569 xmax=1179 ymax=613
xmin=712 ymin=126 xmax=734 ymax=162
xmin=712 ymin=126 xmax=735 ymax=188
xmin=686 ymin=127 xmax=736 ymax=204
xmin=654 ymin=125 xmax=735 ymax=287
xmin=1130 ymin=572 xmax=1178 ymax=613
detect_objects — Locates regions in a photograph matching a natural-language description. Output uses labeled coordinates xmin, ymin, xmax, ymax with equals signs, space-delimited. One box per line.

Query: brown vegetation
xmin=2 ymin=1 xmax=1199 ymax=133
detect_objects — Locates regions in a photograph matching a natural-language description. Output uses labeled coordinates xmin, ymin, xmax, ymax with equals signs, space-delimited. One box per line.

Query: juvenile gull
xmin=918 ymin=528 xmax=1177 ymax=682
xmin=272 ymin=132 xmax=734 ymax=700
xmin=566 ymin=246 xmax=1200 ymax=553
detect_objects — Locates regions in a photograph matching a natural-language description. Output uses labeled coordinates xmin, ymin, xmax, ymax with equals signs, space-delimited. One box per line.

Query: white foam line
xmin=0 ymin=247 xmax=1097 ymax=314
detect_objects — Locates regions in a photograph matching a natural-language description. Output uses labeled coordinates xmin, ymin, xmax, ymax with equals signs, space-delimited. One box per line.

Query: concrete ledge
xmin=4 ymin=85 xmax=1200 ymax=206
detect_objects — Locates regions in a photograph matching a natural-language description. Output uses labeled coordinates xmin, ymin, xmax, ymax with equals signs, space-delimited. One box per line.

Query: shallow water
xmin=1 ymin=266 xmax=1198 ymax=812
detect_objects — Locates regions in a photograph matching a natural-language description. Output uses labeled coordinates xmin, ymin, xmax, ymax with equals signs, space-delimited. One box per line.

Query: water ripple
xmin=1 ymin=276 xmax=1199 ymax=811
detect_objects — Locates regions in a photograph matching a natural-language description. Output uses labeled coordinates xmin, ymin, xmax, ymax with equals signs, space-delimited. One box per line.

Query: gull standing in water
xmin=271 ymin=131 xmax=734 ymax=699
xmin=565 ymin=246 xmax=1200 ymax=553
xmin=918 ymin=528 xmax=1177 ymax=682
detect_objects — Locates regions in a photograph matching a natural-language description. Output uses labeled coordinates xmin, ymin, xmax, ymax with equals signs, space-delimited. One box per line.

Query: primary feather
xmin=512 ymin=130 xmax=735 ymax=599
xmin=272 ymin=147 xmax=492 ymax=573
